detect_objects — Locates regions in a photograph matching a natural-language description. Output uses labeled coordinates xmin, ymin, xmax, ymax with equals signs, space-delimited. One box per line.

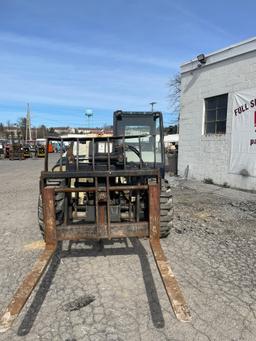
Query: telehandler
xmin=0 ymin=111 xmax=190 ymax=332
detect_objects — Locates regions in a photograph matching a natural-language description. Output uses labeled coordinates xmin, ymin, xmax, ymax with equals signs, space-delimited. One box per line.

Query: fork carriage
xmin=41 ymin=135 xmax=163 ymax=238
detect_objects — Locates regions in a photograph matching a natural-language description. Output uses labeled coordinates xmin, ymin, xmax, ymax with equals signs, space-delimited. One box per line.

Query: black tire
xmin=160 ymin=179 xmax=174 ymax=238
xmin=38 ymin=180 xmax=65 ymax=238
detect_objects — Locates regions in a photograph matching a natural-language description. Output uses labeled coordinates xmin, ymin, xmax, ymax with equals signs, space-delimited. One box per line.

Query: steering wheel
xmin=125 ymin=144 xmax=145 ymax=167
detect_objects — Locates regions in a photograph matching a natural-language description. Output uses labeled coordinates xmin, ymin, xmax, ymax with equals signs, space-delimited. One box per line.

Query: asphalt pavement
xmin=0 ymin=156 xmax=255 ymax=341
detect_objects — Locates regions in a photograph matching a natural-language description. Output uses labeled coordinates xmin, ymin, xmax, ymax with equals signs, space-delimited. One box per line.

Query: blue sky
xmin=0 ymin=0 xmax=255 ymax=128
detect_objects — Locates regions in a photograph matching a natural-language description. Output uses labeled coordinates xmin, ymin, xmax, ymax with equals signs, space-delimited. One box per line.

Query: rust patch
xmin=23 ymin=240 xmax=45 ymax=251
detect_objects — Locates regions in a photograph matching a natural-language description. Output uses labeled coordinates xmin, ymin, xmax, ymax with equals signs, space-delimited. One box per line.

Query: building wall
xmin=178 ymin=50 xmax=256 ymax=190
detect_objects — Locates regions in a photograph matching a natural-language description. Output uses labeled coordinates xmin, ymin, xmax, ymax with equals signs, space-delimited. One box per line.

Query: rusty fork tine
xmin=150 ymin=239 xmax=191 ymax=322
xmin=148 ymin=182 xmax=191 ymax=322
xmin=0 ymin=187 xmax=57 ymax=333
xmin=0 ymin=246 xmax=56 ymax=333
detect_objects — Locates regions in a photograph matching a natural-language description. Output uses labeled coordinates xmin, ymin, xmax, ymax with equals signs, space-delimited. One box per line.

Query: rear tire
xmin=160 ymin=179 xmax=173 ymax=238
xmin=38 ymin=180 xmax=65 ymax=238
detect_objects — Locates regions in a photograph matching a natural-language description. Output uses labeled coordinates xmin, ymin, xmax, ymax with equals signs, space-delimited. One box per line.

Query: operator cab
xmin=113 ymin=111 xmax=165 ymax=175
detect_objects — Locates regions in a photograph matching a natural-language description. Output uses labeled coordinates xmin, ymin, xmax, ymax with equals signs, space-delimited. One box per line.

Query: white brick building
xmin=178 ymin=37 xmax=256 ymax=191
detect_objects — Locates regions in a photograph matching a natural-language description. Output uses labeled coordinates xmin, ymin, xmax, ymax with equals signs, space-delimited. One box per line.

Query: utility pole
xmin=150 ymin=102 xmax=156 ymax=112
xmin=25 ymin=103 xmax=32 ymax=143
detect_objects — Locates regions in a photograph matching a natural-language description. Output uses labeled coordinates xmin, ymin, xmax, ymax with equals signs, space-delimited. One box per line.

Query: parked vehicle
xmin=35 ymin=145 xmax=46 ymax=158
xmin=0 ymin=142 xmax=4 ymax=159
xmin=23 ymin=145 xmax=31 ymax=158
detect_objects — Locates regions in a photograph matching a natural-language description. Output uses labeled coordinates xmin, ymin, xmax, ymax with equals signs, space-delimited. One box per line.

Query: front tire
xmin=160 ymin=179 xmax=174 ymax=238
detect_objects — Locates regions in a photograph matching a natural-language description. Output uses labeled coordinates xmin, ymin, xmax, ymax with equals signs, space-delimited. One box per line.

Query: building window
xmin=204 ymin=94 xmax=228 ymax=134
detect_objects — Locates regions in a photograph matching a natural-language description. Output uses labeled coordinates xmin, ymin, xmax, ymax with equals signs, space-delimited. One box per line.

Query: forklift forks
xmin=0 ymin=182 xmax=191 ymax=333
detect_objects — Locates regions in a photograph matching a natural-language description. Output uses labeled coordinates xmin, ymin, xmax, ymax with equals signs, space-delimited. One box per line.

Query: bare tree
xmin=48 ymin=127 xmax=59 ymax=137
xmin=17 ymin=117 xmax=27 ymax=140
xmin=168 ymin=73 xmax=181 ymax=133
xmin=37 ymin=125 xmax=47 ymax=138
xmin=168 ymin=73 xmax=181 ymax=114
xmin=0 ymin=123 xmax=4 ymax=138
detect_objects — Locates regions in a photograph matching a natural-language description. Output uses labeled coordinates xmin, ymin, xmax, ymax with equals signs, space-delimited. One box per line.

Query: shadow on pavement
xmin=17 ymin=238 xmax=164 ymax=335
xmin=17 ymin=243 xmax=62 ymax=336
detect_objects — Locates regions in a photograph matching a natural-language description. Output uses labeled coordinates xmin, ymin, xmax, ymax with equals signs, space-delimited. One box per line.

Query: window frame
xmin=204 ymin=94 xmax=228 ymax=135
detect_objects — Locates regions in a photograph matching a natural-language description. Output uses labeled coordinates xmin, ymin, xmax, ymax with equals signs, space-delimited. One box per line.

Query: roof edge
xmin=181 ymin=36 xmax=256 ymax=73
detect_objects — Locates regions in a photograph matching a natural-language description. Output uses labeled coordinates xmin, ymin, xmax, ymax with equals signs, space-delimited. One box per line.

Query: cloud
xmin=0 ymin=32 xmax=179 ymax=70
xmin=164 ymin=2 xmax=233 ymax=39
xmin=0 ymin=50 xmax=171 ymax=111
xmin=0 ymin=31 xmax=177 ymax=125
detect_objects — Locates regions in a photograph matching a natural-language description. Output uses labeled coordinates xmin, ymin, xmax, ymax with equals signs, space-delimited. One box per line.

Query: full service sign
xmin=230 ymin=90 xmax=256 ymax=177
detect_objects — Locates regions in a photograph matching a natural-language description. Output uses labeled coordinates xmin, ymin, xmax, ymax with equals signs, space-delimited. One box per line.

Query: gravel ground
xmin=0 ymin=156 xmax=255 ymax=341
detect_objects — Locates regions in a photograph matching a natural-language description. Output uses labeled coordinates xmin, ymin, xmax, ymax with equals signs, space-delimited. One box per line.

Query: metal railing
xmin=44 ymin=134 xmax=158 ymax=173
